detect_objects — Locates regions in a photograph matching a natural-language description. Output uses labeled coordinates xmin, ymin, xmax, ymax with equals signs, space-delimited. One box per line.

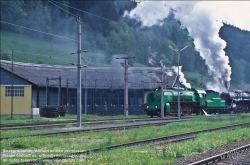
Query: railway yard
xmin=1 ymin=1 xmax=250 ymax=165
xmin=1 ymin=114 xmax=250 ymax=165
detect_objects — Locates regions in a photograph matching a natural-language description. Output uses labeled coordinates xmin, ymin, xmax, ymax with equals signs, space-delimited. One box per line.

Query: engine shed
xmin=0 ymin=60 xmax=177 ymax=116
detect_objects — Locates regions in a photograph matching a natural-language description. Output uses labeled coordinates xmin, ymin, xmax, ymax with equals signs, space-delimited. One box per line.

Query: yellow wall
xmin=0 ymin=86 xmax=32 ymax=115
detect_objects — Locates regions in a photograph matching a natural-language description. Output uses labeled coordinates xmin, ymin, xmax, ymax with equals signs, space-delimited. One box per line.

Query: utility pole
xmin=93 ymin=79 xmax=97 ymax=113
xmin=169 ymin=45 xmax=189 ymax=120
xmin=66 ymin=79 xmax=69 ymax=106
xmin=76 ymin=16 xmax=82 ymax=127
xmin=84 ymin=65 xmax=87 ymax=115
xmin=161 ymin=66 xmax=164 ymax=118
xmin=46 ymin=77 xmax=49 ymax=106
xmin=58 ymin=76 xmax=61 ymax=106
xmin=11 ymin=49 xmax=14 ymax=119
xmin=81 ymin=57 xmax=90 ymax=115
xmin=116 ymin=56 xmax=135 ymax=117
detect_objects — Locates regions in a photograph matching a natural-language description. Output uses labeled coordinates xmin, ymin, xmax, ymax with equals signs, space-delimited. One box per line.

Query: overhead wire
xmin=1 ymin=1 xmax=141 ymax=65
xmin=1 ymin=47 xmax=133 ymax=68
xmin=47 ymin=0 xmax=131 ymax=55
xmin=48 ymin=1 xmax=160 ymax=61
xmin=48 ymin=0 xmax=77 ymax=18
xmin=1 ymin=21 xmax=78 ymax=42
xmin=50 ymin=0 xmax=115 ymax=22
xmin=1 ymin=60 xmax=78 ymax=87
xmin=58 ymin=69 xmax=76 ymax=86
xmin=1 ymin=39 xmax=76 ymax=58
xmin=47 ymin=0 xmax=141 ymax=58
xmin=1 ymin=62 xmax=137 ymax=87
xmin=0 ymin=48 xmax=75 ymax=64
xmin=2 ymin=62 xmax=46 ymax=84
xmin=0 ymin=21 xmax=129 ymax=55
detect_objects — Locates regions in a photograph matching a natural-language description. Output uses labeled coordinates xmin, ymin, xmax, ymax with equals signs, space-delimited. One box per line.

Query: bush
xmin=0 ymin=52 xmax=11 ymax=61
xmin=11 ymin=140 xmax=29 ymax=149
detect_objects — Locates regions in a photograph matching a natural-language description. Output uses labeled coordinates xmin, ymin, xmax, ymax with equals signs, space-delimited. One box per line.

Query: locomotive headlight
xmin=155 ymin=105 xmax=158 ymax=108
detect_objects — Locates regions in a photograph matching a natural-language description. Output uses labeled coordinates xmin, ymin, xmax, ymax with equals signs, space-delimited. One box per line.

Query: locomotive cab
xmin=205 ymin=90 xmax=226 ymax=114
xmin=144 ymin=87 xmax=165 ymax=117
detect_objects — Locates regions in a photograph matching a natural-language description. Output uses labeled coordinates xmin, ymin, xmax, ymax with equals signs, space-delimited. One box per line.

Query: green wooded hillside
xmin=1 ymin=1 xmax=250 ymax=88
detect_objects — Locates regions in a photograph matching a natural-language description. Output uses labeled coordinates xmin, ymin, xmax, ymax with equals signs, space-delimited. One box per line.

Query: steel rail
xmin=2 ymin=120 xmax=250 ymax=141
xmin=7 ymin=134 xmax=197 ymax=165
xmin=7 ymin=123 xmax=250 ymax=165
xmin=0 ymin=117 xmax=192 ymax=130
xmin=1 ymin=113 xmax=239 ymax=129
xmin=0 ymin=116 xmax=189 ymax=128
xmin=0 ymin=119 xmax=189 ymax=141
xmin=189 ymin=144 xmax=250 ymax=165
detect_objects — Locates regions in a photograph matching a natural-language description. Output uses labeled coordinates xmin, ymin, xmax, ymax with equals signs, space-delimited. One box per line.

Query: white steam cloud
xmin=124 ymin=1 xmax=250 ymax=92
xmin=172 ymin=66 xmax=191 ymax=89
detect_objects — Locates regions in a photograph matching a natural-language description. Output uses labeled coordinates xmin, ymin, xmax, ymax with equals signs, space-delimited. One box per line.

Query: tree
xmin=0 ymin=52 xmax=11 ymax=61
xmin=0 ymin=0 xmax=27 ymax=31
xmin=22 ymin=0 xmax=51 ymax=38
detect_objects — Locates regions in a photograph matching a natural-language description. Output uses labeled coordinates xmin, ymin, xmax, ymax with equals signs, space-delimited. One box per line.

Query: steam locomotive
xmin=220 ymin=90 xmax=250 ymax=113
xmin=143 ymin=87 xmax=250 ymax=117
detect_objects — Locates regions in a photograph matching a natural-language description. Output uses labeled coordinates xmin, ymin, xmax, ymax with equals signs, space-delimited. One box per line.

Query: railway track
xmin=0 ymin=119 xmax=189 ymax=141
xmin=0 ymin=117 xmax=146 ymax=128
xmin=0 ymin=114 xmax=239 ymax=130
xmin=190 ymin=143 xmax=250 ymax=165
xmin=0 ymin=116 xmax=192 ymax=130
xmin=6 ymin=122 xmax=250 ymax=165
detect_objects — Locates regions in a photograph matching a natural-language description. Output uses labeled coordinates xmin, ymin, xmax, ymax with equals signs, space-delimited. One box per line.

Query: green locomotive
xmin=144 ymin=87 xmax=226 ymax=117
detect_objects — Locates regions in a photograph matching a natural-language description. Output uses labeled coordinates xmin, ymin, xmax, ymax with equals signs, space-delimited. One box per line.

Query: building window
xmin=5 ymin=86 xmax=24 ymax=97
xmin=138 ymin=98 xmax=143 ymax=105
xmin=129 ymin=98 xmax=134 ymax=105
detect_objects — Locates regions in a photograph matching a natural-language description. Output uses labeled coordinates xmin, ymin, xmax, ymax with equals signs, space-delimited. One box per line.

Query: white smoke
xmin=206 ymin=77 xmax=227 ymax=93
xmin=148 ymin=51 xmax=157 ymax=65
xmin=124 ymin=1 xmax=250 ymax=91
xmin=166 ymin=71 xmax=173 ymax=76
xmin=172 ymin=66 xmax=191 ymax=89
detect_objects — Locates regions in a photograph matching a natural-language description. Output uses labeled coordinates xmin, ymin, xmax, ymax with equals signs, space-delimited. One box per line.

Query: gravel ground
xmin=215 ymin=148 xmax=250 ymax=165
xmin=176 ymin=138 xmax=250 ymax=165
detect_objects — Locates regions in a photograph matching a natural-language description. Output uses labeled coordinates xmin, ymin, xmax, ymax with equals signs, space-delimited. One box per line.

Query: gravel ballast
xmin=176 ymin=138 xmax=250 ymax=165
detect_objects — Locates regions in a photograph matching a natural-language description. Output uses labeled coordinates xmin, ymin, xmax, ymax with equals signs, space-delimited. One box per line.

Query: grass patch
xmin=0 ymin=114 xmax=148 ymax=124
xmin=1 ymin=114 xmax=250 ymax=164
xmin=1 ymin=114 xmax=250 ymax=139
xmin=4 ymin=127 xmax=248 ymax=165
xmin=95 ymin=128 xmax=250 ymax=165
xmin=113 ymin=121 xmax=131 ymax=124
xmin=1 ymin=113 xmax=250 ymax=144
xmin=1 ymin=30 xmax=76 ymax=65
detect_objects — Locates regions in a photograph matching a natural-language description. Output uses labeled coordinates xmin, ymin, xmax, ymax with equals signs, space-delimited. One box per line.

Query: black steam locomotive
xmin=220 ymin=90 xmax=250 ymax=113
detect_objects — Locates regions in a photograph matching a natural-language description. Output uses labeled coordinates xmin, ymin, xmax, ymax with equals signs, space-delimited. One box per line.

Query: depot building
xmin=0 ymin=60 xmax=177 ymax=116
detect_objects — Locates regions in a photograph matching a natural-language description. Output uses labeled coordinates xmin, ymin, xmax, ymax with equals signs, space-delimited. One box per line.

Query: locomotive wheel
xmin=187 ymin=105 xmax=193 ymax=115
xmin=246 ymin=105 xmax=249 ymax=112
xmin=238 ymin=105 xmax=242 ymax=112
xmin=243 ymin=104 xmax=248 ymax=111
xmin=182 ymin=105 xmax=187 ymax=115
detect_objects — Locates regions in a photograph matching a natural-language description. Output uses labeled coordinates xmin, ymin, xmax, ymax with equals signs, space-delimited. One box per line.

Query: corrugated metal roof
xmin=0 ymin=60 xmax=177 ymax=90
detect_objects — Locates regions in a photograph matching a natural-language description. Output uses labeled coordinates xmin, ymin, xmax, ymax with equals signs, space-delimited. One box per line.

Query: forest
xmin=1 ymin=0 xmax=250 ymax=87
